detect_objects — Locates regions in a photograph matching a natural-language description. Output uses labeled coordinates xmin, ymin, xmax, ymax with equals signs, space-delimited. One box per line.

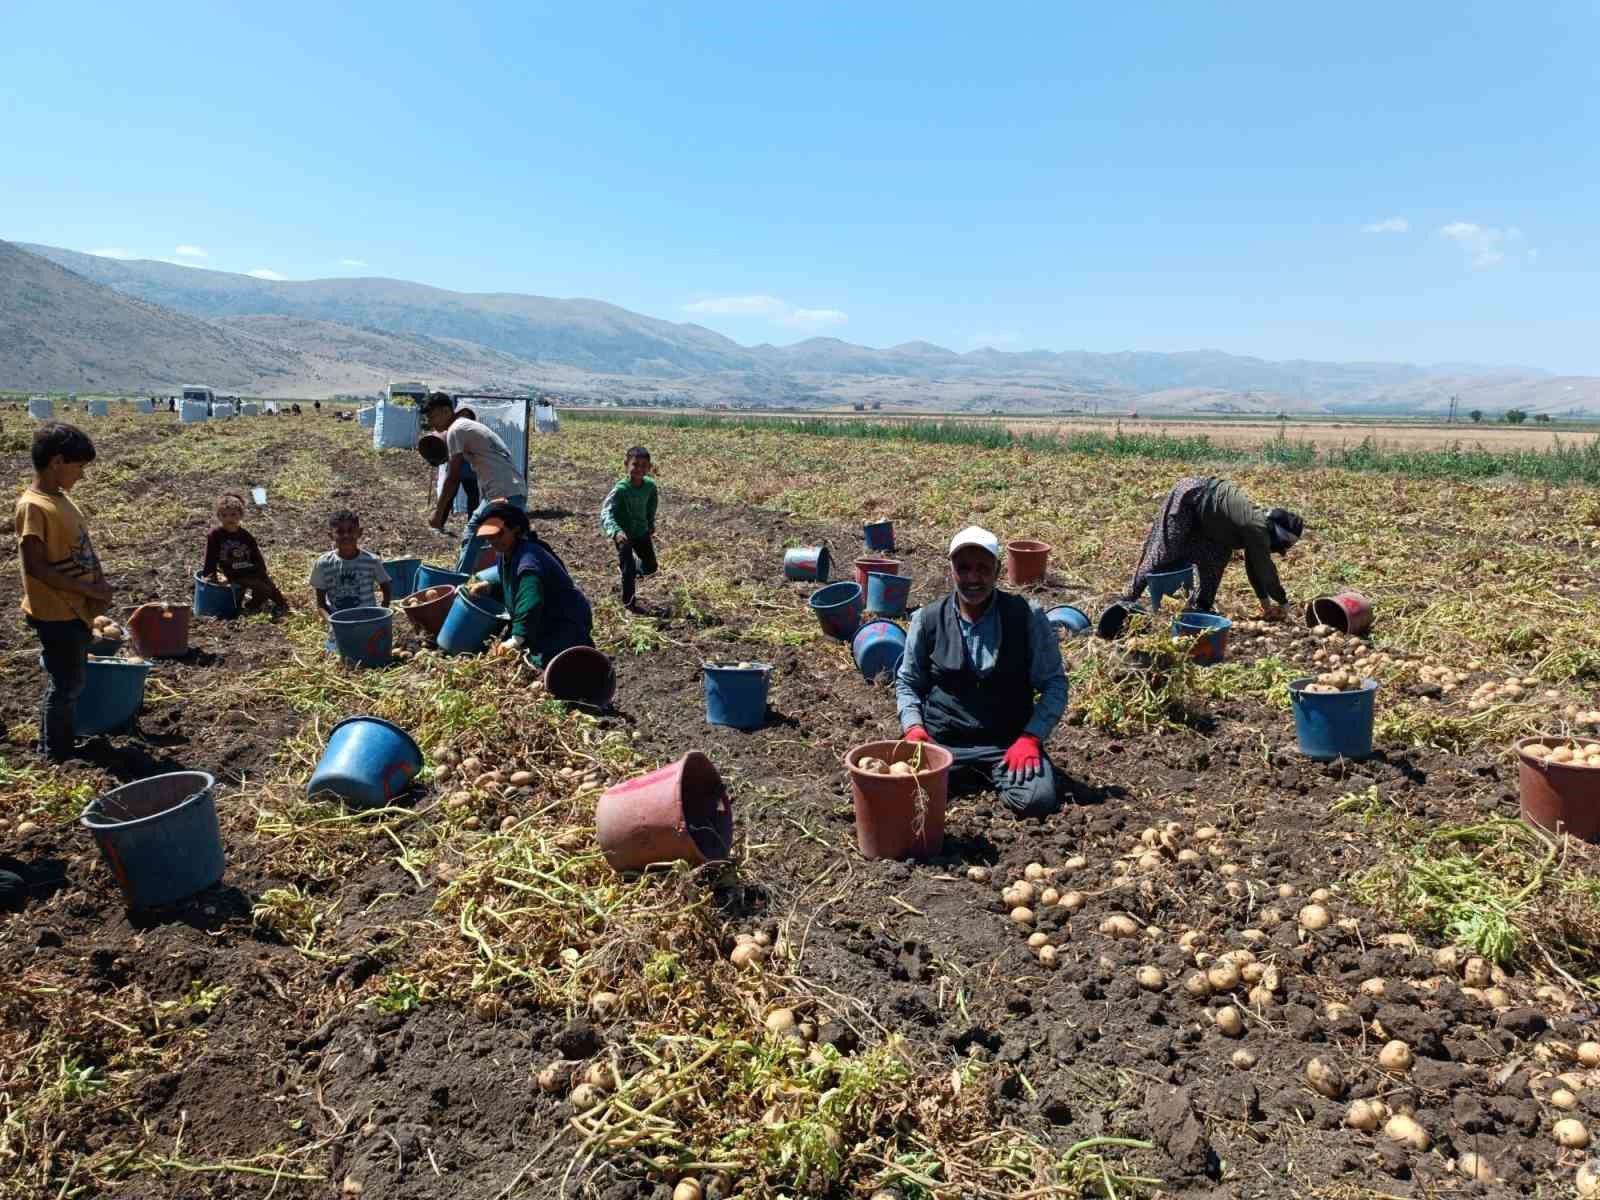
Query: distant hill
xmin=6 ymin=240 xmax=1598 ymax=413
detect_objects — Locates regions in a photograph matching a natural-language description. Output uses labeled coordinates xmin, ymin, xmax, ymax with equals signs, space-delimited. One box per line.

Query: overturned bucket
xmin=81 ymin=771 xmax=224 ymax=909
xmin=307 ymin=716 xmax=423 ymax=809
xmin=1305 ymin=590 xmax=1374 ymax=636
xmin=852 ymin=620 xmax=907 ymax=681
xmin=595 ymin=752 xmax=734 ymax=871
xmin=703 ymin=662 xmax=771 ymax=729
xmin=863 ymin=519 xmax=896 ymax=553
xmin=329 ymin=606 xmax=394 ymax=667
xmin=810 ymin=581 xmax=864 ymax=641
xmin=1046 ymin=604 xmax=1091 ymax=637
xmin=544 ymin=645 xmax=617 ymax=707
xmin=783 ymin=546 xmax=832 ymax=583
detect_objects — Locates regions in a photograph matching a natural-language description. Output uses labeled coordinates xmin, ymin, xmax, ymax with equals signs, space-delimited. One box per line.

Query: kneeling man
xmin=895 ymin=526 xmax=1067 ymax=817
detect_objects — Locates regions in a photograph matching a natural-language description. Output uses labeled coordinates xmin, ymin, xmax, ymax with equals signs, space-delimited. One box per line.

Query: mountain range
xmin=3 ymin=239 xmax=1597 ymax=414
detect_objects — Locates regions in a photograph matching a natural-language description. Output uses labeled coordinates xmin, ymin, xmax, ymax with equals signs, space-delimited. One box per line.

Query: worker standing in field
xmin=1118 ymin=476 xmax=1303 ymax=623
xmin=420 ymin=392 xmax=527 ymax=573
xmin=896 ymin=526 xmax=1068 ymax=818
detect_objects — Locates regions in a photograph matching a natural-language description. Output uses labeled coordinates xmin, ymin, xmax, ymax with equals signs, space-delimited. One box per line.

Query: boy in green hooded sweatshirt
xmin=600 ymin=446 xmax=659 ymax=612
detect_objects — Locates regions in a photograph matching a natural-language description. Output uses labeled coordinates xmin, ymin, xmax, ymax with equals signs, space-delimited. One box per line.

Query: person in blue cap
xmin=894 ymin=526 xmax=1068 ymax=818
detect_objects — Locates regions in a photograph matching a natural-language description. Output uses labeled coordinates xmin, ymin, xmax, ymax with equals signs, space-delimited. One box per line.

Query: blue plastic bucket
xmin=384 ymin=557 xmax=422 ymax=599
xmin=852 ymin=620 xmax=908 ymax=681
xmin=1171 ymin=612 xmax=1232 ymax=666
xmin=809 ymin=581 xmax=864 ymax=641
xmin=783 ymin=546 xmax=831 ymax=583
xmin=437 ymin=587 xmax=508 ymax=655
xmin=1146 ymin=565 xmax=1194 ymax=610
xmin=1046 ymin=605 xmax=1091 ymax=638
xmin=329 ymin=606 xmax=394 ymax=667
xmin=416 ymin=564 xmax=468 ymax=593
xmin=865 ymin=572 xmax=911 ymax=617
xmin=472 ymin=564 xmax=501 ymax=588
xmin=703 ymin=662 xmax=771 ymax=729
xmin=307 ymin=715 xmax=424 ymax=809
xmin=192 ymin=573 xmax=241 ymax=619
xmin=46 ymin=656 xmax=151 ymax=735
xmin=863 ymin=520 xmax=896 ymax=552
xmin=1290 ymin=678 xmax=1379 ymax=761
xmin=80 ymin=771 xmax=223 ymax=909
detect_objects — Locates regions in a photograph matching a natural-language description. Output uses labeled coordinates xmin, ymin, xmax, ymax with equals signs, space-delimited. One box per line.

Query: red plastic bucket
xmin=127 ymin=603 xmax=192 ymax=658
xmin=595 ymin=752 xmax=735 ymax=871
xmin=1516 ymin=736 xmax=1600 ymax=841
xmin=853 ymin=556 xmax=899 ymax=591
xmin=1304 ymin=590 xmax=1374 ymax=636
xmin=1006 ymin=540 xmax=1050 ymax=585
xmin=845 ymin=740 xmax=952 ymax=859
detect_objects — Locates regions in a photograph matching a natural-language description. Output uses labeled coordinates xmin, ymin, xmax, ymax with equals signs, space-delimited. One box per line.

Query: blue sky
xmin=3 ymin=1 xmax=1596 ymax=372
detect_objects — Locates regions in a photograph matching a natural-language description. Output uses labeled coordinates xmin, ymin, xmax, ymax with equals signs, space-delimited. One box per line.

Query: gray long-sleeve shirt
xmin=895 ymin=594 xmax=1068 ymax=743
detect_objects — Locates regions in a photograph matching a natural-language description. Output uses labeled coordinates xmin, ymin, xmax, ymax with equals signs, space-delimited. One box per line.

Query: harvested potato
xmin=1305 ymin=1057 xmax=1345 ymax=1099
xmin=1384 ymin=1113 xmax=1429 ymax=1150
xmin=1378 ymin=1040 xmax=1413 ymax=1073
xmin=1556 ymin=1118 xmax=1591 ymax=1149
xmin=1214 ymin=1006 xmax=1244 ymax=1037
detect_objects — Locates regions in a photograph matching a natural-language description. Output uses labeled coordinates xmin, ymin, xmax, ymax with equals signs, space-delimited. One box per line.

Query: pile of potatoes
xmin=1525 ymin=741 xmax=1600 ymax=768
xmin=855 ymin=755 xmax=918 ymax=777
xmin=1304 ymin=669 xmax=1364 ymax=694
xmin=91 ymin=614 xmax=125 ymax=643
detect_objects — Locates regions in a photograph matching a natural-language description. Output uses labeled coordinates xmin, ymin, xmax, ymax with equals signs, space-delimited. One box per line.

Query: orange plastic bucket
xmin=1006 ymin=540 xmax=1051 ymax=585
xmin=845 ymin=740 xmax=952 ymax=859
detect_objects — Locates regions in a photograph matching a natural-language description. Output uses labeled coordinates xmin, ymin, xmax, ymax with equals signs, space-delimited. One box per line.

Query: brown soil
xmin=0 ymin=413 xmax=1593 ymax=1198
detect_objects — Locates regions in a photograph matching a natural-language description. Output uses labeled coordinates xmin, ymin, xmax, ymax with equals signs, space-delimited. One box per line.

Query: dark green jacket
xmin=599 ymin=477 xmax=657 ymax=539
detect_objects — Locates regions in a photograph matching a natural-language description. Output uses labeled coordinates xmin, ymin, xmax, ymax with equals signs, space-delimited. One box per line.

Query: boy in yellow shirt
xmin=15 ymin=423 xmax=112 ymax=762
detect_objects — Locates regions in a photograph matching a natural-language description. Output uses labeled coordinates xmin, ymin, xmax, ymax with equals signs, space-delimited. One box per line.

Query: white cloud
xmin=1439 ymin=221 xmax=1527 ymax=267
xmin=89 ymin=247 xmax=133 ymax=259
xmin=246 ymin=268 xmax=287 ymax=280
xmin=174 ymin=244 xmax=208 ymax=258
xmin=339 ymin=257 xmax=369 ymax=268
xmin=683 ymin=294 xmax=847 ymax=328
xmin=1361 ymin=217 xmax=1409 ymax=234
xmin=781 ymin=307 xmax=848 ymax=329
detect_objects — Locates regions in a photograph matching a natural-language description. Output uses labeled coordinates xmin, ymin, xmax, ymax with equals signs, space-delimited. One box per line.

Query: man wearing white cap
xmin=894 ymin=526 xmax=1068 ymax=817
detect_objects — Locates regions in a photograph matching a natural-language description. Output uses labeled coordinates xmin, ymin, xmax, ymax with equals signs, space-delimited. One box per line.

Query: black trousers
xmin=28 ymin=616 xmax=90 ymax=759
xmin=616 ymin=535 xmax=658 ymax=603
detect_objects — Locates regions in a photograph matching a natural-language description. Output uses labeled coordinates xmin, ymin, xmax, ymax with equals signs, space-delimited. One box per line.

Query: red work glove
xmin=902 ymin=725 xmax=932 ymax=744
xmin=1000 ymin=735 xmax=1043 ymax=785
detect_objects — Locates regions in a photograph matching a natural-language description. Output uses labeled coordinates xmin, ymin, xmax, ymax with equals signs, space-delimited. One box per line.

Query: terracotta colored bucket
xmin=1304 ymin=590 xmax=1374 ymax=636
xmin=845 ymin=740 xmax=952 ymax=860
xmin=595 ymin=752 xmax=735 ymax=871
xmin=853 ymin=556 xmax=899 ymax=592
xmin=127 ymin=603 xmax=192 ymax=658
xmin=397 ymin=584 xmax=457 ymax=638
xmin=1006 ymin=540 xmax=1050 ymax=586
xmin=1516 ymin=736 xmax=1600 ymax=841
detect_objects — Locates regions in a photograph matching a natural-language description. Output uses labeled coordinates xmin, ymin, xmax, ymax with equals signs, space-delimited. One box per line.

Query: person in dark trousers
xmin=464 ymin=502 xmax=595 ymax=666
xmin=14 ymin=423 xmax=112 ymax=762
xmin=1119 ymin=476 xmax=1304 ymax=621
xmin=600 ymin=445 xmax=659 ymax=612
xmin=201 ymin=492 xmax=290 ymax=613
xmin=895 ymin=526 xmax=1068 ymax=818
